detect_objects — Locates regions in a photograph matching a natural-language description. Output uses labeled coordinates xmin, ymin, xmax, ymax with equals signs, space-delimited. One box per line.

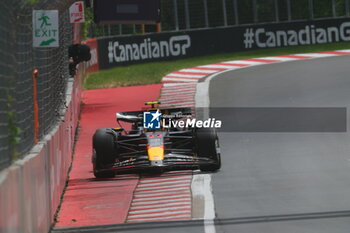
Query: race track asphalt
xmin=53 ymin=55 xmax=350 ymax=233
xmin=209 ymin=55 xmax=350 ymax=233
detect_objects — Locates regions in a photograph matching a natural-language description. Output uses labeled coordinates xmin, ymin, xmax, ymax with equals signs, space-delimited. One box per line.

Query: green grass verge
xmin=84 ymin=41 xmax=350 ymax=90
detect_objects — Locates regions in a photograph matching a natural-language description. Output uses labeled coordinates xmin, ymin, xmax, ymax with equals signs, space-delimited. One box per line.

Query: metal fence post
xmin=32 ymin=69 xmax=39 ymax=144
xmin=233 ymin=0 xmax=239 ymax=25
xmin=308 ymin=0 xmax=314 ymax=19
xmin=274 ymin=0 xmax=279 ymax=22
xmin=222 ymin=0 xmax=228 ymax=26
xmin=252 ymin=0 xmax=258 ymax=23
xmin=184 ymin=0 xmax=190 ymax=29
xmin=286 ymin=0 xmax=292 ymax=21
xmin=173 ymin=0 xmax=179 ymax=30
xmin=331 ymin=0 xmax=336 ymax=17
xmin=203 ymin=0 xmax=209 ymax=27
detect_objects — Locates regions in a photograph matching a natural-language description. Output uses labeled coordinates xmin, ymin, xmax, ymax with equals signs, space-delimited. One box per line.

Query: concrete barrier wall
xmin=0 ymin=77 xmax=82 ymax=233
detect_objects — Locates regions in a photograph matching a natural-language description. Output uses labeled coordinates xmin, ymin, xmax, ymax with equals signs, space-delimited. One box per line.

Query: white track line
xmin=139 ymin=177 xmax=192 ymax=183
xmin=162 ymin=77 xmax=199 ymax=82
xmin=131 ymin=199 xmax=192 ymax=207
xmin=163 ymin=83 xmax=196 ymax=87
xmin=128 ymin=210 xmax=191 ymax=219
xmin=179 ymin=69 xmax=218 ymax=74
xmin=131 ymin=194 xmax=190 ymax=202
xmin=127 ymin=214 xmax=191 ymax=222
xmin=160 ymin=104 xmax=194 ymax=107
xmin=222 ymin=60 xmax=262 ymax=65
xmin=294 ymin=53 xmax=336 ymax=58
xmin=161 ymin=89 xmax=196 ymax=92
xmin=254 ymin=56 xmax=295 ymax=61
xmin=156 ymin=49 xmax=350 ymax=231
xmin=129 ymin=206 xmax=191 ymax=214
xmin=159 ymin=100 xmax=195 ymax=105
xmin=160 ymin=95 xmax=195 ymax=99
xmin=198 ymin=64 xmax=245 ymax=69
xmin=192 ymin=174 xmax=216 ymax=233
xmin=161 ymin=88 xmax=196 ymax=92
xmin=162 ymin=90 xmax=196 ymax=93
xmin=161 ymin=93 xmax=196 ymax=97
xmin=138 ymin=180 xmax=191 ymax=187
xmin=134 ymin=192 xmax=191 ymax=199
xmin=159 ymin=97 xmax=195 ymax=101
xmin=135 ymin=183 xmax=191 ymax=191
xmin=133 ymin=187 xmax=190 ymax=194
xmin=129 ymin=202 xmax=191 ymax=210
xmin=131 ymin=198 xmax=191 ymax=206
xmin=166 ymin=73 xmax=206 ymax=78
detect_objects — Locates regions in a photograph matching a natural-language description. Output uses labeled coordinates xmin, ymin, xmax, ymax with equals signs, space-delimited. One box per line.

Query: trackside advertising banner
xmin=97 ymin=18 xmax=350 ymax=69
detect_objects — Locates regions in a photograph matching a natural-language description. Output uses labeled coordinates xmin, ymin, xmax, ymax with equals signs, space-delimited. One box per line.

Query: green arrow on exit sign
xmin=33 ymin=10 xmax=59 ymax=48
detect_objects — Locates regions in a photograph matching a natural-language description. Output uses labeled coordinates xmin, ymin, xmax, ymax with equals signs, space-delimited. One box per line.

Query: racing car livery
xmin=92 ymin=101 xmax=221 ymax=178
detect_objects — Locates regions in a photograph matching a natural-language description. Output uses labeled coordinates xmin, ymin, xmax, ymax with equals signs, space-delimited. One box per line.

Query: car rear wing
xmin=116 ymin=111 xmax=143 ymax=123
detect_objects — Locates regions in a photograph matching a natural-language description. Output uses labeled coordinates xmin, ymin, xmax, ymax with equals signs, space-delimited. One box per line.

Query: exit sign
xmin=33 ymin=10 xmax=59 ymax=48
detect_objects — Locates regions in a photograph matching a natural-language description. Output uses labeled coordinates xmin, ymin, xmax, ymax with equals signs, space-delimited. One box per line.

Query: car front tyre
xmin=92 ymin=128 xmax=117 ymax=178
xmin=195 ymin=128 xmax=221 ymax=172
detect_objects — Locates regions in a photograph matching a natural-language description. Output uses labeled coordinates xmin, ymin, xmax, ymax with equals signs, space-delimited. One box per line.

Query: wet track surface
xmin=210 ymin=55 xmax=350 ymax=232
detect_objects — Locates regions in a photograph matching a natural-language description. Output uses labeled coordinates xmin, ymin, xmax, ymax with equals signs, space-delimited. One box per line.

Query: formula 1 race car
xmin=92 ymin=101 xmax=221 ymax=178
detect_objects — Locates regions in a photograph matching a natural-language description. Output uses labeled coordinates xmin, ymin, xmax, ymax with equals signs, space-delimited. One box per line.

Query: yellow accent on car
xmin=145 ymin=101 xmax=161 ymax=109
xmin=145 ymin=101 xmax=160 ymax=105
xmin=147 ymin=146 xmax=164 ymax=161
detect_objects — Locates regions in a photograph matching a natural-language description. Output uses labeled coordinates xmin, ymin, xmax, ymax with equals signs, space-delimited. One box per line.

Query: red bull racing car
xmin=92 ymin=101 xmax=221 ymax=178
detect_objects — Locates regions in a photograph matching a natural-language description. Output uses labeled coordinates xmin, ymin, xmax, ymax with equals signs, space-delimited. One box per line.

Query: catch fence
xmin=0 ymin=0 xmax=75 ymax=170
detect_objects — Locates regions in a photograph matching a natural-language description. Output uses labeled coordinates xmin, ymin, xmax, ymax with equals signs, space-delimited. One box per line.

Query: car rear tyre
xmin=195 ymin=128 xmax=221 ymax=172
xmin=92 ymin=128 xmax=117 ymax=178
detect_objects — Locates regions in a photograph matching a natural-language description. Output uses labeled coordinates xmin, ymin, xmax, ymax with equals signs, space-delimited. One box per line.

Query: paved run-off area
xmin=55 ymin=84 xmax=161 ymax=227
